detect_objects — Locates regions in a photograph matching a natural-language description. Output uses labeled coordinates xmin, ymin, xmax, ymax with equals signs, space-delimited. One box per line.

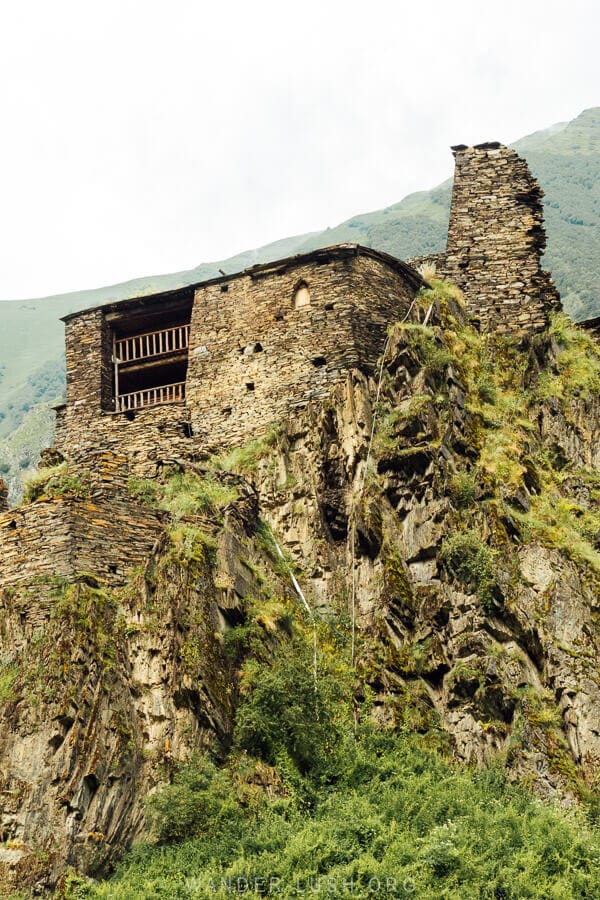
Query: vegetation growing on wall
xmin=387 ymin=279 xmax=600 ymax=590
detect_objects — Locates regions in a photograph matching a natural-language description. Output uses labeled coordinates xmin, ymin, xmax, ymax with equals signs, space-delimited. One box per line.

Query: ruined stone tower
xmin=443 ymin=143 xmax=561 ymax=334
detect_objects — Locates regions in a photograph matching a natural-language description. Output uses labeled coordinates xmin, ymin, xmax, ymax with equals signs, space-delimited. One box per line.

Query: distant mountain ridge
xmin=0 ymin=107 xmax=598 ymax=498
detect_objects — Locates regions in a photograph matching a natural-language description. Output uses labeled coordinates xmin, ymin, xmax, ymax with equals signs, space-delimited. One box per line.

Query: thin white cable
xmin=274 ymin=540 xmax=318 ymax=690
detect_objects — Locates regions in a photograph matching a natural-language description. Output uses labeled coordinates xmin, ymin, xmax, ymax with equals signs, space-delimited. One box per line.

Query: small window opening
xmin=325 ymin=302 xmax=335 ymax=311
xmin=240 ymin=342 xmax=264 ymax=356
xmin=275 ymin=312 xmax=285 ymax=321
xmin=182 ymin=422 xmax=193 ymax=438
xmin=124 ymin=410 xmax=136 ymax=421
xmin=312 ymin=356 xmax=327 ymax=368
xmin=108 ymin=564 xmax=118 ymax=575
xmin=221 ymin=284 xmax=229 ymax=293
xmin=293 ymin=281 xmax=311 ymax=309
xmin=246 ymin=382 xmax=255 ymax=392
xmin=222 ymin=407 xmax=232 ymax=417
xmin=8 ymin=520 xmax=17 ymax=530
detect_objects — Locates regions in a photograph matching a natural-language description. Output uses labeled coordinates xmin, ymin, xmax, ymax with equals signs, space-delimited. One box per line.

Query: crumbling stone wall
xmin=56 ymin=246 xmax=422 ymax=468
xmin=410 ymin=143 xmax=560 ymax=335
xmin=0 ymin=453 xmax=163 ymax=587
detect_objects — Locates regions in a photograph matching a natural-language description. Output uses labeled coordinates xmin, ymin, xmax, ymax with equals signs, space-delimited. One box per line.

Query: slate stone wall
xmin=56 ymin=247 xmax=421 ymax=467
xmin=410 ymin=143 xmax=560 ymax=335
xmin=0 ymin=452 xmax=163 ymax=587
xmin=186 ymin=249 xmax=419 ymax=450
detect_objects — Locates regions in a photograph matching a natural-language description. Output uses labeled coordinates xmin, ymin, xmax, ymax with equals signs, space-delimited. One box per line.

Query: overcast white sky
xmin=1 ymin=0 xmax=598 ymax=301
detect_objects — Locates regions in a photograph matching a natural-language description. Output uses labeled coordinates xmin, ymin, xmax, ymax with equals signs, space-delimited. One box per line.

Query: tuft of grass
xmin=0 ymin=665 xmax=18 ymax=704
xmin=22 ymin=463 xmax=90 ymax=503
xmin=517 ymin=491 xmax=600 ymax=577
xmin=216 ymin=423 xmax=285 ymax=474
xmin=127 ymin=476 xmax=159 ymax=506
xmin=129 ymin=471 xmax=239 ymax=520
xmin=398 ymin=322 xmax=453 ymax=379
xmin=537 ymin=312 xmax=600 ymax=401
xmin=159 ymin=473 xmax=238 ymax=520
xmin=165 ymin=524 xmax=218 ymax=568
xmin=448 ymin=472 xmax=477 ymax=509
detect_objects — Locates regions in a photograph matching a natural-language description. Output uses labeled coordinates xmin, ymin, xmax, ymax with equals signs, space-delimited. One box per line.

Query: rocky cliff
xmin=0 ymin=279 xmax=599 ymax=893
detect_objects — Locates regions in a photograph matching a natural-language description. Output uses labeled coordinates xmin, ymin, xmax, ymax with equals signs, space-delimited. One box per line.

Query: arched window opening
xmin=293 ymin=281 xmax=311 ymax=309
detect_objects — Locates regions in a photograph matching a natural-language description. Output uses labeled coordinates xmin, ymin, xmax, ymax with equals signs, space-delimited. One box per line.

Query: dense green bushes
xmin=68 ymin=729 xmax=600 ymax=899
xmin=66 ymin=637 xmax=600 ymax=900
xmin=233 ymin=644 xmax=348 ymax=788
xmin=146 ymin=758 xmax=239 ymax=845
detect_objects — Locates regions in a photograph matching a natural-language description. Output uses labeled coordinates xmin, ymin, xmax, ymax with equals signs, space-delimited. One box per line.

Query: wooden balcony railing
xmin=115 ymin=324 xmax=190 ymax=365
xmin=116 ymin=381 xmax=186 ymax=412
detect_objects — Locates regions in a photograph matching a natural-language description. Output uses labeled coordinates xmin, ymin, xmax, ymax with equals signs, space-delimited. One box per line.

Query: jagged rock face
xmin=247 ymin=301 xmax=600 ymax=799
xmin=0 ymin=485 xmax=265 ymax=892
xmin=0 ymin=293 xmax=599 ymax=892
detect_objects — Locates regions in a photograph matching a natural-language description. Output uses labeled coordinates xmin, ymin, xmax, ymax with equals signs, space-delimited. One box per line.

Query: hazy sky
xmin=1 ymin=0 xmax=598 ymax=301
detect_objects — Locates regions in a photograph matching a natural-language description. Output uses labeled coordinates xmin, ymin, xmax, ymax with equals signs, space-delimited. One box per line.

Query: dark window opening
xmin=246 ymin=382 xmax=255 ymax=392
xmin=222 ymin=407 xmax=232 ymax=417
xmin=240 ymin=341 xmax=264 ymax=356
xmin=124 ymin=410 xmax=136 ymax=421
xmin=325 ymin=302 xmax=335 ymax=311
xmin=108 ymin=564 xmax=118 ymax=574
xmin=108 ymin=294 xmax=193 ymax=413
xmin=221 ymin=284 xmax=229 ymax=293
xmin=182 ymin=422 xmax=194 ymax=438
xmin=312 ymin=356 xmax=327 ymax=368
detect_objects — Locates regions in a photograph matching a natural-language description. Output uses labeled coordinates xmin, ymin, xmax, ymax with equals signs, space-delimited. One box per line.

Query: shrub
xmin=147 ymin=757 xmax=239 ymax=844
xmin=448 ymin=472 xmax=477 ymax=508
xmin=22 ymin=463 xmax=90 ymax=503
xmin=476 ymin=374 xmax=497 ymax=404
xmin=82 ymin=730 xmax=600 ymax=899
xmin=234 ymin=643 xmax=347 ymax=784
xmin=440 ymin=530 xmax=498 ymax=608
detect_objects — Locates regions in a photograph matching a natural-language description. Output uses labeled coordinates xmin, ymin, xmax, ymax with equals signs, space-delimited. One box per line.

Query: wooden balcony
xmin=115 ymin=381 xmax=186 ymax=412
xmin=114 ymin=324 xmax=191 ymax=366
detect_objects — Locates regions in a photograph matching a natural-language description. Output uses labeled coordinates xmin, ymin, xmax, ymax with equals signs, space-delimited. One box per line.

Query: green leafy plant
xmin=146 ymin=756 xmax=239 ymax=844
xmin=448 ymin=471 xmax=477 ymax=508
xmin=440 ymin=530 xmax=499 ymax=608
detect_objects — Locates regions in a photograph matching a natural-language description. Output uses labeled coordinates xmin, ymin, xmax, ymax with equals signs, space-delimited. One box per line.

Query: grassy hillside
xmin=514 ymin=107 xmax=600 ymax=321
xmin=0 ymin=107 xmax=598 ymax=496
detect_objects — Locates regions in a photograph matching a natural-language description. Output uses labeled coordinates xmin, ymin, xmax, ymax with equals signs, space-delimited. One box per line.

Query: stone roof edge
xmin=61 ymin=244 xmax=427 ymax=324
xmin=579 ymin=315 xmax=600 ymax=331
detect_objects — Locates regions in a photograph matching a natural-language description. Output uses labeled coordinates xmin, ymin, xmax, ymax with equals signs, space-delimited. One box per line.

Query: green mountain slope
xmin=0 ymin=108 xmax=598 ymax=497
